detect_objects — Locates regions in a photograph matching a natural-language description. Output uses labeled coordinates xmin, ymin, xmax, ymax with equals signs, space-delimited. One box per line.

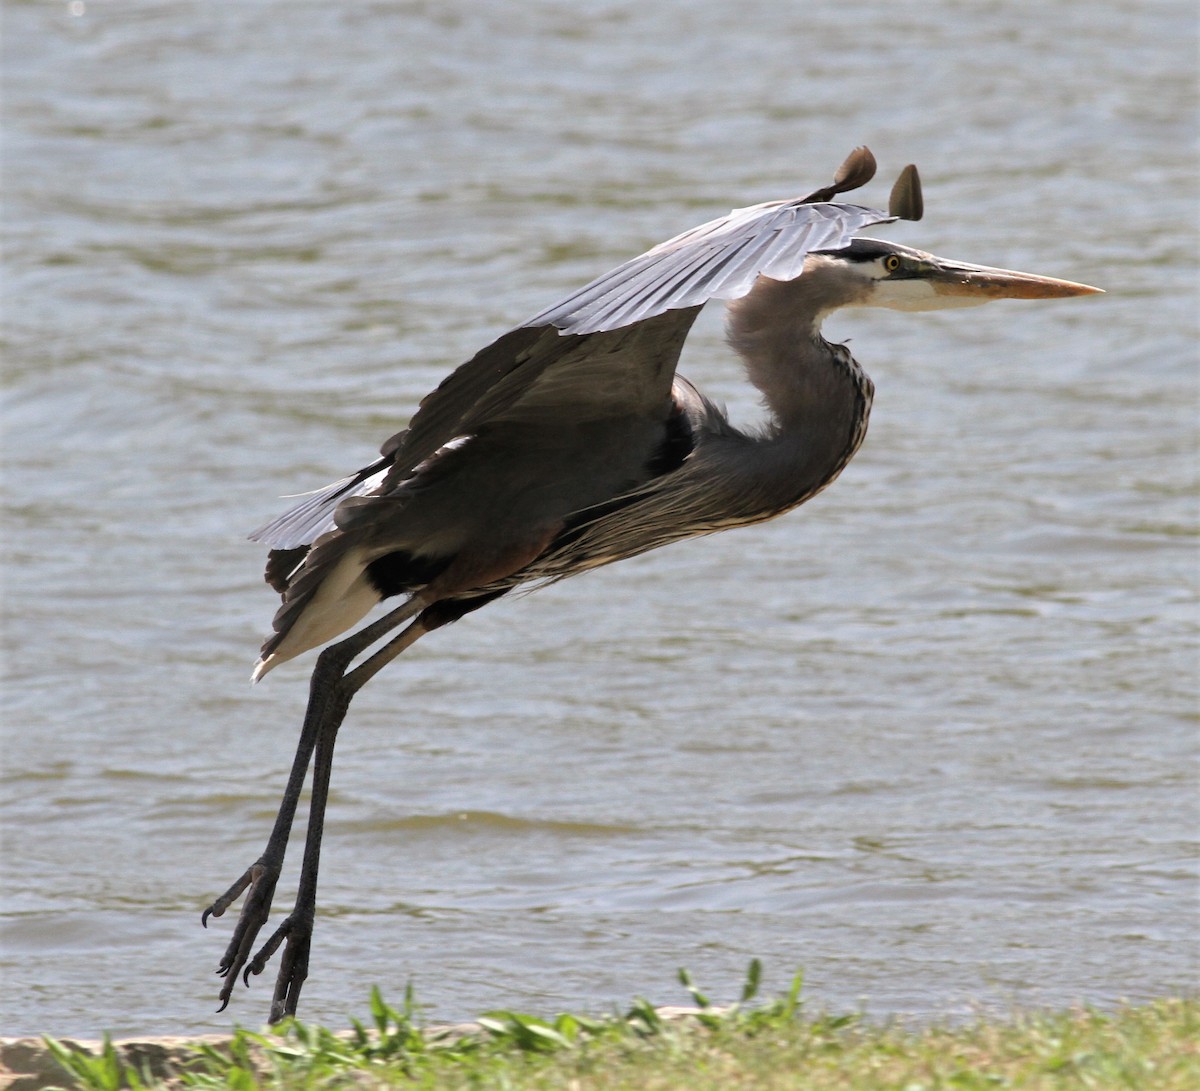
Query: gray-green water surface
xmin=2 ymin=0 xmax=1196 ymax=1039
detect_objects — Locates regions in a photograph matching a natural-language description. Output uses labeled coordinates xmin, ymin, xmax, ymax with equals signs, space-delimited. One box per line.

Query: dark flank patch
xmin=645 ymin=400 xmax=695 ymax=477
xmin=545 ymin=405 xmax=695 ymax=570
xmin=365 ymin=550 xmax=453 ymax=599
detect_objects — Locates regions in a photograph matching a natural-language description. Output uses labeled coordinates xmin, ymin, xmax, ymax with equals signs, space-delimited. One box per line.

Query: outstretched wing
xmin=525 ymin=200 xmax=893 ymax=336
xmin=252 ymin=149 xmax=898 ymax=552
xmin=523 ymin=145 xmax=899 ymax=335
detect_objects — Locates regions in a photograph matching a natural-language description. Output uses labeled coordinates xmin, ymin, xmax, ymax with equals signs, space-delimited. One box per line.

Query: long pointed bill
xmin=928 ymin=259 xmax=1103 ymax=301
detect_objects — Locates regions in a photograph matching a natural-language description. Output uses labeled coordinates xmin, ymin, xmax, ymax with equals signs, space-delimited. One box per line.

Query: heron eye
xmin=883 ymin=255 xmax=902 ymax=273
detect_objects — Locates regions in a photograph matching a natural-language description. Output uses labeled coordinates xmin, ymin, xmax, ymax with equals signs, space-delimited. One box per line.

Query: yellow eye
xmin=883 ymin=254 xmax=902 ymax=273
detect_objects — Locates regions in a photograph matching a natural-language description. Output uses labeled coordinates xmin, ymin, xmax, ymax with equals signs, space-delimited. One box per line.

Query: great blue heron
xmin=202 ymin=148 xmax=1100 ymax=1022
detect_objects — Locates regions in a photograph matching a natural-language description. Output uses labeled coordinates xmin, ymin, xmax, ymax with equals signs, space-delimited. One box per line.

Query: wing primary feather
xmin=627 ymin=224 xmax=801 ymax=319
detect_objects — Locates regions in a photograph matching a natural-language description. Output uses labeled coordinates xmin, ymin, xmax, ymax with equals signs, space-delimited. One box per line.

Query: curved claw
xmin=202 ymin=909 xmax=315 ymax=1023
xmin=202 ymin=866 xmax=256 ymax=929
xmin=243 ymin=915 xmax=293 ymax=986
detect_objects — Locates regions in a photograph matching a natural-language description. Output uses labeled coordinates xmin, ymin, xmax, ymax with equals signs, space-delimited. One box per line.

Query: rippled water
xmin=3 ymin=0 xmax=1197 ymax=1039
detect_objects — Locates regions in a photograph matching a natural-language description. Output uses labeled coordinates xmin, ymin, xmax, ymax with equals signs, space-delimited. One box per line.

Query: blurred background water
xmin=2 ymin=0 xmax=1196 ymax=1039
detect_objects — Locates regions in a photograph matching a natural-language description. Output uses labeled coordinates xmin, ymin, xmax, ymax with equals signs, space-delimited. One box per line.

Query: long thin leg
xmin=241 ymin=615 xmax=432 ymax=1022
xmin=257 ymin=672 xmax=349 ymax=1021
xmin=202 ymin=600 xmax=424 ymax=1012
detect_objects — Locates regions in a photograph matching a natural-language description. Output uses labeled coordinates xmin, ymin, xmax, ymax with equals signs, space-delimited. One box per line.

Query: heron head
xmin=811 ymin=237 xmax=1103 ymax=314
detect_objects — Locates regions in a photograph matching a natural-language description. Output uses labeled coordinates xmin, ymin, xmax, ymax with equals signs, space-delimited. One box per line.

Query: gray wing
xmin=526 ymin=143 xmax=895 ymax=335
xmin=253 ymin=162 xmax=896 ymax=551
xmin=377 ymin=192 xmax=895 ymax=475
xmin=250 ymin=315 xmax=700 ymax=550
xmin=524 ymin=198 xmax=896 ymax=336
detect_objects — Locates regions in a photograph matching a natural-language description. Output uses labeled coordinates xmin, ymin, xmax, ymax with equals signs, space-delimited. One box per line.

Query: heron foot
xmin=201 ymin=860 xmax=282 ymax=1012
xmin=244 ymin=910 xmax=312 ymax=1024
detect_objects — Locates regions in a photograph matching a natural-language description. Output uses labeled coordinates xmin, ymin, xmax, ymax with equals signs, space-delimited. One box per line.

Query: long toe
xmin=236 ymin=912 xmax=313 ymax=1024
xmin=204 ymin=861 xmax=282 ymax=1009
xmin=244 ymin=914 xmax=293 ymax=984
xmin=270 ymin=923 xmax=312 ymax=1024
xmin=202 ymin=866 xmax=255 ymax=928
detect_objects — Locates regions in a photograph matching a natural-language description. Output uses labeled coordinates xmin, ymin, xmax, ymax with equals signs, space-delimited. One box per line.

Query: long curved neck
xmin=724 ymin=276 xmax=874 ymax=511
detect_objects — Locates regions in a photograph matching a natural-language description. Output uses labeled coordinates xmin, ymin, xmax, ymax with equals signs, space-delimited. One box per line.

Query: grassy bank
xmin=37 ymin=965 xmax=1198 ymax=1090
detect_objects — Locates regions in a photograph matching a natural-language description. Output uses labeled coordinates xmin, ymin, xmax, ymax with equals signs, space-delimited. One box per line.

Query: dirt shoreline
xmin=1 ymin=1007 xmax=709 ymax=1089
xmin=2 ymin=1033 xmax=234 ymax=1090
xmin=0 ymin=1026 xmax=469 ymax=1090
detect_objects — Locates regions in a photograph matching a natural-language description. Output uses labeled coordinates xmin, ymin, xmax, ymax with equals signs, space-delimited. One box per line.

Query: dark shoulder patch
xmin=365 ymin=550 xmax=453 ymax=600
xmin=646 ymin=400 xmax=694 ymax=478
